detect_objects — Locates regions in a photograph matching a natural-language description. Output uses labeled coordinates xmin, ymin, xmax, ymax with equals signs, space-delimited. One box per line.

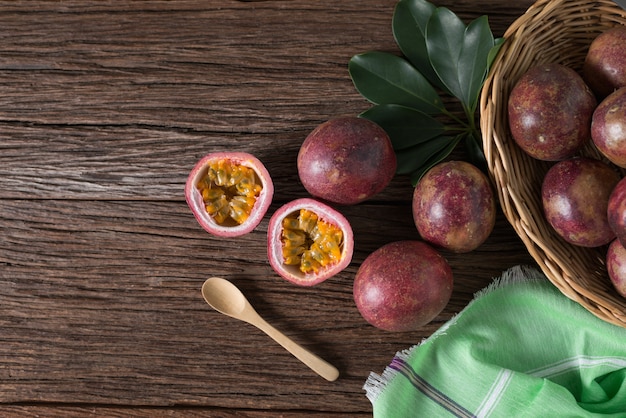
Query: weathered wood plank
xmin=0 ymin=123 xmax=420 ymax=201
xmin=0 ymin=406 xmax=358 ymax=418
xmin=0 ymin=0 xmax=540 ymax=414
xmin=0 ymin=199 xmax=535 ymax=411
xmin=0 ymin=0 xmax=531 ymax=201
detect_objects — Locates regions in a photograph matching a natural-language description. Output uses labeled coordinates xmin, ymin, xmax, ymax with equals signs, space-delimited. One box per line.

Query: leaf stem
xmin=441 ymin=107 xmax=468 ymax=129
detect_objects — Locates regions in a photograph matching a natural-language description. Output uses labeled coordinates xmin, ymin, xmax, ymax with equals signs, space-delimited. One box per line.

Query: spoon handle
xmin=251 ymin=314 xmax=339 ymax=382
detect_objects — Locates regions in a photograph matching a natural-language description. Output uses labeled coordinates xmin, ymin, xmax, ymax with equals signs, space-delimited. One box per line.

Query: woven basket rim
xmin=480 ymin=0 xmax=626 ymax=326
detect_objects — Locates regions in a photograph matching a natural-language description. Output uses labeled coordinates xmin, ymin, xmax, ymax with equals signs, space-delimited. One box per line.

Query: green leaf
xmin=360 ymin=104 xmax=446 ymax=150
xmin=396 ymin=135 xmax=458 ymax=175
xmin=425 ymin=8 xmax=465 ymax=100
xmin=348 ymin=51 xmax=444 ymax=115
xmin=464 ymin=130 xmax=488 ymax=175
xmin=392 ymin=0 xmax=445 ymax=92
xmin=488 ymin=37 xmax=505 ymax=69
xmin=461 ymin=16 xmax=496 ymax=111
xmin=409 ymin=135 xmax=462 ymax=186
xmin=426 ymin=10 xmax=495 ymax=111
xmin=349 ymin=3 xmax=503 ymax=188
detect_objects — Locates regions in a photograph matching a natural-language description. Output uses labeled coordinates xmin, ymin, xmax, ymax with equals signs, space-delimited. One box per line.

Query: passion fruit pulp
xmin=268 ymin=198 xmax=354 ymax=286
xmin=185 ymin=152 xmax=274 ymax=238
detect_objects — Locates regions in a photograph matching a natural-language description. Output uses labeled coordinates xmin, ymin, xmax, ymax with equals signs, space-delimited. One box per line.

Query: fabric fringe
xmin=363 ymin=359 xmax=402 ymax=404
xmin=473 ymin=265 xmax=546 ymax=300
xmin=363 ymin=265 xmax=546 ymax=405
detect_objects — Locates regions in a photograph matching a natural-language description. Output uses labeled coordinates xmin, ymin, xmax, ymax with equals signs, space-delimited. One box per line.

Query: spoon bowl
xmin=202 ymin=276 xmax=248 ymax=318
xmin=201 ymin=277 xmax=339 ymax=382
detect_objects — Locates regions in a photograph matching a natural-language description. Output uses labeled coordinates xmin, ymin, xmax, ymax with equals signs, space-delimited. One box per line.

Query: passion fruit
xmin=297 ymin=117 xmax=396 ymax=205
xmin=267 ymin=198 xmax=354 ymax=286
xmin=607 ymin=238 xmax=626 ymax=298
xmin=591 ymin=87 xmax=626 ymax=168
xmin=508 ymin=63 xmax=597 ymax=161
xmin=542 ymin=157 xmax=620 ymax=247
xmin=185 ymin=152 xmax=274 ymax=238
xmin=353 ymin=241 xmax=453 ymax=332
xmin=583 ymin=26 xmax=626 ymax=99
xmin=608 ymin=176 xmax=626 ymax=248
xmin=412 ymin=161 xmax=496 ymax=253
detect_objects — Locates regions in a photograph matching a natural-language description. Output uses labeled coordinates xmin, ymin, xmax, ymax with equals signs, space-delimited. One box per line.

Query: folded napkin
xmin=364 ymin=266 xmax=626 ymax=417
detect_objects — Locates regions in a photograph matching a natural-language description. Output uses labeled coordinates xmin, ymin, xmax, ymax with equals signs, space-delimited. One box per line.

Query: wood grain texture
xmin=0 ymin=0 xmax=537 ymax=415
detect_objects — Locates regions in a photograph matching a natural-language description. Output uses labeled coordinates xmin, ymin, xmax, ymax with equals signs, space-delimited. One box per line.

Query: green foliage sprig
xmin=349 ymin=0 xmax=503 ymax=185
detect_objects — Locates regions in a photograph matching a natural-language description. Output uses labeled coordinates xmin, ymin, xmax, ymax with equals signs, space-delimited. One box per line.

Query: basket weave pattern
xmin=480 ymin=0 xmax=626 ymax=326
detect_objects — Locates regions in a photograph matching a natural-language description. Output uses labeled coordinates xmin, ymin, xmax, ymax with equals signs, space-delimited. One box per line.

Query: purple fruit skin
xmin=353 ymin=241 xmax=453 ymax=332
xmin=412 ymin=161 xmax=496 ymax=253
xmin=608 ymin=177 xmax=626 ymax=249
xmin=508 ymin=63 xmax=596 ymax=161
xmin=542 ymin=157 xmax=619 ymax=247
xmin=583 ymin=27 xmax=626 ymax=99
xmin=592 ymin=87 xmax=626 ymax=168
xmin=297 ymin=117 xmax=396 ymax=205
xmin=606 ymin=239 xmax=626 ymax=298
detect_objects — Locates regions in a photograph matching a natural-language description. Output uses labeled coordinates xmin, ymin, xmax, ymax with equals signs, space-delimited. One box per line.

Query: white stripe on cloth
xmin=475 ymin=369 xmax=514 ymax=418
xmin=526 ymin=355 xmax=626 ymax=379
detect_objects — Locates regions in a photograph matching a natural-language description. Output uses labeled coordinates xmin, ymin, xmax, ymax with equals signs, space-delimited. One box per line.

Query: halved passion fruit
xmin=185 ymin=152 xmax=274 ymax=238
xmin=268 ymin=198 xmax=354 ymax=286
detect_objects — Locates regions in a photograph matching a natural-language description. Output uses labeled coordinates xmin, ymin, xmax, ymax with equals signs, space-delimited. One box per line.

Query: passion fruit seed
xmin=281 ymin=209 xmax=343 ymax=274
xmin=268 ymin=198 xmax=353 ymax=286
xmin=196 ymin=159 xmax=262 ymax=226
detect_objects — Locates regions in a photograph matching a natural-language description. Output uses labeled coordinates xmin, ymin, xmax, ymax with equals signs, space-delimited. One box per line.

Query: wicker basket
xmin=480 ymin=0 xmax=626 ymax=327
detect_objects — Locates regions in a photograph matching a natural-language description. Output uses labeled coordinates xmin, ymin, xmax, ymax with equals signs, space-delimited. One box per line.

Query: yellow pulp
xmin=281 ymin=209 xmax=343 ymax=274
xmin=196 ymin=159 xmax=262 ymax=225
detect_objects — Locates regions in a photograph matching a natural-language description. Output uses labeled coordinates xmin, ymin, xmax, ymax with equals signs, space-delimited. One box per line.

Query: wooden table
xmin=0 ymin=1 xmax=540 ymax=416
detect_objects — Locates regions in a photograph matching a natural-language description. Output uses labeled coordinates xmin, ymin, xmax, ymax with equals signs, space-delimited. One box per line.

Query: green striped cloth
xmin=364 ymin=266 xmax=626 ymax=417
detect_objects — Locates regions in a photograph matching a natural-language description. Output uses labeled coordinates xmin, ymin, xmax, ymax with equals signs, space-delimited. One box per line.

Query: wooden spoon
xmin=201 ymin=277 xmax=339 ymax=382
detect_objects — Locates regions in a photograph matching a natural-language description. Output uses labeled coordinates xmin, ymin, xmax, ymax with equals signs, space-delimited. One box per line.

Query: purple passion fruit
xmin=268 ymin=198 xmax=354 ymax=286
xmin=297 ymin=117 xmax=396 ymax=205
xmin=542 ymin=157 xmax=619 ymax=247
xmin=353 ymin=241 xmax=453 ymax=332
xmin=583 ymin=26 xmax=626 ymax=99
xmin=607 ymin=239 xmax=626 ymax=298
xmin=185 ymin=152 xmax=274 ymax=238
xmin=412 ymin=161 xmax=496 ymax=253
xmin=591 ymin=87 xmax=626 ymax=168
xmin=608 ymin=177 xmax=626 ymax=248
xmin=508 ymin=63 xmax=597 ymax=161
